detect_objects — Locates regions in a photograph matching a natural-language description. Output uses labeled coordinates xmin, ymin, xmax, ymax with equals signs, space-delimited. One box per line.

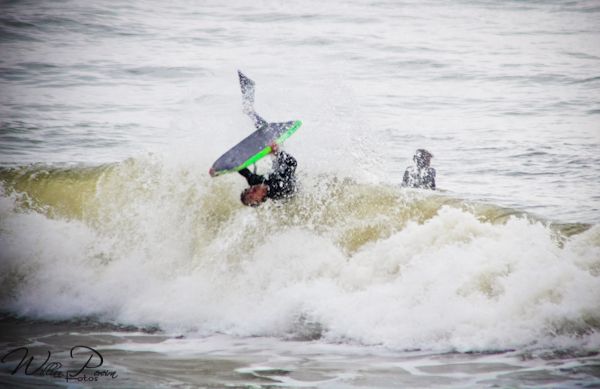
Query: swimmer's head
xmin=241 ymin=184 xmax=268 ymax=206
xmin=414 ymin=149 xmax=433 ymax=168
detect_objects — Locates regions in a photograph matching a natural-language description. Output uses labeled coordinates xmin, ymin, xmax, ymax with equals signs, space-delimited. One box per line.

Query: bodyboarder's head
xmin=414 ymin=149 xmax=433 ymax=168
xmin=241 ymin=184 xmax=268 ymax=206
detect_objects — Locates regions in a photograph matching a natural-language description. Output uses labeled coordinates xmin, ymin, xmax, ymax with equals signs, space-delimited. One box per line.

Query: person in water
xmin=239 ymin=143 xmax=297 ymax=206
xmin=402 ymin=149 xmax=436 ymax=190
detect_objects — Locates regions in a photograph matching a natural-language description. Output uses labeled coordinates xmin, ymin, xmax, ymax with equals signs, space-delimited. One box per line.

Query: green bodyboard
xmin=210 ymin=120 xmax=301 ymax=176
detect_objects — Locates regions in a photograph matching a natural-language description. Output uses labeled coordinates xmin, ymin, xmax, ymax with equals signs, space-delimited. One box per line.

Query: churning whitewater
xmin=1 ymin=157 xmax=599 ymax=352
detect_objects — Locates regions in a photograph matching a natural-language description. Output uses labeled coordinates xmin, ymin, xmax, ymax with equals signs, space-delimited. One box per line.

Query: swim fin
xmin=238 ymin=70 xmax=268 ymax=130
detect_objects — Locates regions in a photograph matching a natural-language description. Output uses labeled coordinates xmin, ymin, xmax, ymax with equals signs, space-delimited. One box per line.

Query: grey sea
xmin=1 ymin=0 xmax=599 ymax=388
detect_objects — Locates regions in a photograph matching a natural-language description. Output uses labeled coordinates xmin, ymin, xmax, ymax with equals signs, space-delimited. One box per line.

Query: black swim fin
xmin=238 ymin=70 xmax=268 ymax=130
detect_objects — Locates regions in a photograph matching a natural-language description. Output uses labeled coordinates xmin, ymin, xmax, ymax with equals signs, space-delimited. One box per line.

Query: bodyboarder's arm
xmin=239 ymin=168 xmax=266 ymax=186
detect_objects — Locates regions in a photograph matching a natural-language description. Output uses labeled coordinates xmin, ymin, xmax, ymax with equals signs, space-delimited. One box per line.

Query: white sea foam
xmin=1 ymin=160 xmax=598 ymax=352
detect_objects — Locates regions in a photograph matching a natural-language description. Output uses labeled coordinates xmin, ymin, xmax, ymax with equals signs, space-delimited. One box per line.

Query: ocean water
xmin=1 ymin=0 xmax=599 ymax=387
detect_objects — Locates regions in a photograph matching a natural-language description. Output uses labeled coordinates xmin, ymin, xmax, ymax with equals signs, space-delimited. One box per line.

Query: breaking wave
xmin=1 ymin=156 xmax=598 ymax=352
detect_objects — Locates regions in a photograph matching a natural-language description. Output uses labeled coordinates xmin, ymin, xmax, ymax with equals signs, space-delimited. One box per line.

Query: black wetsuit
xmin=402 ymin=165 xmax=436 ymax=190
xmin=239 ymin=151 xmax=297 ymax=200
